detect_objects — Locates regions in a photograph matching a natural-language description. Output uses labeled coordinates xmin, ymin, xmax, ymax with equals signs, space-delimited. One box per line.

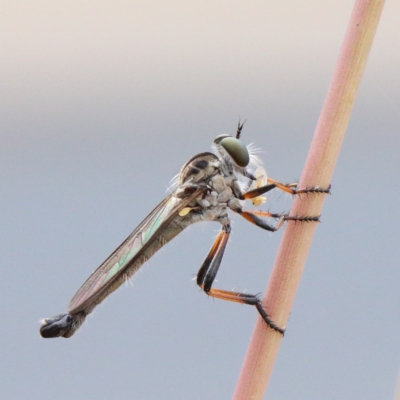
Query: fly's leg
xmin=241 ymin=180 xmax=331 ymax=200
xmin=201 ymin=288 xmax=285 ymax=335
xmin=236 ymin=209 xmax=320 ymax=231
xmin=267 ymin=179 xmax=331 ymax=195
xmin=197 ymin=225 xmax=231 ymax=292
xmin=238 ymin=181 xmax=330 ymax=224
xmin=196 ymin=224 xmax=284 ymax=335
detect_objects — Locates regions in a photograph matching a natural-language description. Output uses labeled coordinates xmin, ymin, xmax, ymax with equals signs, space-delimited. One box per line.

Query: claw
xmin=284 ymin=215 xmax=320 ymax=223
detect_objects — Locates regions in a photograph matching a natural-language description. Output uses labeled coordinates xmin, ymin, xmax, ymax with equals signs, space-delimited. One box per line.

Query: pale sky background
xmin=1 ymin=1 xmax=400 ymax=399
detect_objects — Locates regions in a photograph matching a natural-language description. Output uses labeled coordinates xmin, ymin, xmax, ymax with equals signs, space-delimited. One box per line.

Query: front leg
xmin=241 ymin=179 xmax=331 ymax=200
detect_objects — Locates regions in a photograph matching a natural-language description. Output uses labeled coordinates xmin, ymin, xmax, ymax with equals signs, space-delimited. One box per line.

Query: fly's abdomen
xmin=68 ymin=215 xmax=195 ymax=316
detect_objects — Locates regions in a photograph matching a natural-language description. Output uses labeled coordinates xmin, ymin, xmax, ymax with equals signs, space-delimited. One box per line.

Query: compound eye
xmin=220 ymin=137 xmax=249 ymax=167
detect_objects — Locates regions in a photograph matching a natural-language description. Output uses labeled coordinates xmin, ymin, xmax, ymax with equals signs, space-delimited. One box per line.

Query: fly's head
xmin=213 ymin=133 xmax=263 ymax=184
xmin=214 ymin=134 xmax=250 ymax=169
xmin=213 ymin=126 xmax=266 ymax=197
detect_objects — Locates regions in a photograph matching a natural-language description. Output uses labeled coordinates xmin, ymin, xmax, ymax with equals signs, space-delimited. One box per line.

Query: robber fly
xmin=40 ymin=123 xmax=329 ymax=338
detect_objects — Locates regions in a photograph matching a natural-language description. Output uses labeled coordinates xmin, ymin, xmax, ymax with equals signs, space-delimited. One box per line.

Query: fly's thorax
xmin=227 ymin=197 xmax=241 ymax=212
xmin=208 ymin=171 xmax=242 ymax=212
xmin=202 ymin=204 xmax=230 ymax=224
xmin=209 ymin=174 xmax=226 ymax=193
xmin=231 ymin=179 xmax=243 ymax=199
xmin=173 ymin=146 xmax=247 ymax=225
xmin=197 ymin=196 xmax=216 ymax=208
xmin=178 ymin=152 xmax=220 ymax=185
xmin=208 ymin=175 xmax=229 ymax=201
xmin=211 ymin=173 xmax=243 ymax=202
xmin=195 ymin=175 xmax=230 ymax=208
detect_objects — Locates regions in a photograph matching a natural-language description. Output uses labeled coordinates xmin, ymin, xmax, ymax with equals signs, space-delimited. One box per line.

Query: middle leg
xmin=236 ymin=209 xmax=320 ymax=232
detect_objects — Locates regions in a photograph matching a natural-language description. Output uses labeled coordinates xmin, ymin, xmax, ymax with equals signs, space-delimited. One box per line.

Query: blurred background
xmin=1 ymin=1 xmax=399 ymax=399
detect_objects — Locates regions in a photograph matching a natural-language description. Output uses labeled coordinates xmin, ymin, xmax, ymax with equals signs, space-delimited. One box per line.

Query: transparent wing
xmin=68 ymin=189 xmax=202 ymax=313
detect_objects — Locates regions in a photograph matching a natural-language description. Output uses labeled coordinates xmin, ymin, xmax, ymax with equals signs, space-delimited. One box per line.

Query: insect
xmin=40 ymin=123 xmax=329 ymax=338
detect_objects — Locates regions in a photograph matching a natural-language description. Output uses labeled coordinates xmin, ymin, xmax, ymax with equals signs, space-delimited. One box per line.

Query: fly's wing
xmin=40 ymin=152 xmax=217 ymax=338
xmin=67 ymin=188 xmax=203 ymax=314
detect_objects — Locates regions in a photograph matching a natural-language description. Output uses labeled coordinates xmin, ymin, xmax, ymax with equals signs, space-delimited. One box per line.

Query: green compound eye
xmin=219 ymin=137 xmax=250 ymax=167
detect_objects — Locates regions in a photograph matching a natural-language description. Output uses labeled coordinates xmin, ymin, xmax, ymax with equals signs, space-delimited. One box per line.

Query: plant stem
xmin=233 ymin=1 xmax=385 ymax=399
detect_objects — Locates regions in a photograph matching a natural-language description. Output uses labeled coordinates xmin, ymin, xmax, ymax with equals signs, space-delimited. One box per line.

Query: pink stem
xmin=233 ymin=1 xmax=385 ymax=399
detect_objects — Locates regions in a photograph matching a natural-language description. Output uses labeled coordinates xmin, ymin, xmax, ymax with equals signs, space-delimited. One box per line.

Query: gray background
xmin=2 ymin=1 xmax=400 ymax=399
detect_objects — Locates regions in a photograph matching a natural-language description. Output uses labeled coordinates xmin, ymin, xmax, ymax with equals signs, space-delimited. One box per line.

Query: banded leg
xmin=241 ymin=180 xmax=331 ymax=200
xmin=201 ymin=288 xmax=284 ymax=335
xmin=236 ymin=209 xmax=319 ymax=232
xmin=196 ymin=224 xmax=284 ymax=335
xmin=197 ymin=225 xmax=231 ymax=292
